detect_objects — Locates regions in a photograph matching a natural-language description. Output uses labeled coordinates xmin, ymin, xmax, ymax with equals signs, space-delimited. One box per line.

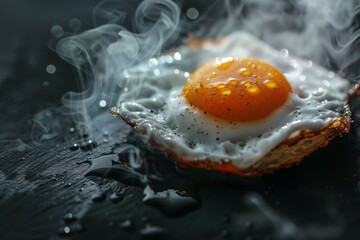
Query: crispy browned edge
xmin=110 ymin=106 xmax=351 ymax=177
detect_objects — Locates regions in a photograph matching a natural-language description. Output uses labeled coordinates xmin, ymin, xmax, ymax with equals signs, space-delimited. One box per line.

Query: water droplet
xmin=153 ymin=69 xmax=160 ymax=76
xmin=99 ymin=100 xmax=107 ymax=108
xmin=58 ymin=226 xmax=71 ymax=237
xmin=119 ymin=219 xmax=133 ymax=230
xmin=69 ymin=127 xmax=75 ymax=133
xmin=186 ymin=7 xmax=199 ymax=20
xmin=210 ymin=72 xmax=217 ymax=78
xmin=149 ymin=58 xmax=158 ymax=66
xmin=313 ymin=88 xmax=324 ymax=96
xmin=173 ymin=52 xmax=182 ymax=61
xmin=64 ymin=213 xmax=77 ymax=223
xmin=69 ymin=143 xmax=79 ymax=151
xmin=46 ymin=64 xmax=56 ymax=74
xmin=140 ymin=224 xmax=165 ymax=239
xmin=143 ymin=186 xmax=200 ymax=217
xmin=80 ymin=139 xmax=97 ymax=151
xmin=184 ymin=72 xmax=190 ymax=78
xmin=64 ymin=183 xmax=72 ymax=188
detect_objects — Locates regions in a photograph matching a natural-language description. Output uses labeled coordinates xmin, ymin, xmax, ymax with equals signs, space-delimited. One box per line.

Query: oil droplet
xmin=216 ymin=84 xmax=226 ymax=89
xmin=229 ymin=80 xmax=238 ymax=86
xmin=221 ymin=88 xmax=232 ymax=96
xmin=246 ymin=85 xmax=260 ymax=94
xmin=241 ymin=81 xmax=251 ymax=87
xmin=217 ymin=57 xmax=234 ymax=70
xmin=268 ymin=73 xmax=274 ymax=79
xmin=240 ymin=68 xmax=251 ymax=76
xmin=210 ymin=72 xmax=217 ymax=78
xmin=264 ymin=80 xmax=277 ymax=89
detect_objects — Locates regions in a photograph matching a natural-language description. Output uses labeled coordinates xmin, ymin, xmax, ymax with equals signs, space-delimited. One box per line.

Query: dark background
xmin=1 ymin=1 xmax=360 ymax=240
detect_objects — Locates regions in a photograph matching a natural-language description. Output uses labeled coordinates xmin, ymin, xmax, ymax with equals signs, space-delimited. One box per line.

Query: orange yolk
xmin=182 ymin=57 xmax=292 ymax=122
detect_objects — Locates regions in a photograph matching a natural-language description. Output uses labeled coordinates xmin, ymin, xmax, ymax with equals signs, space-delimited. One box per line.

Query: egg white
xmin=115 ymin=31 xmax=349 ymax=169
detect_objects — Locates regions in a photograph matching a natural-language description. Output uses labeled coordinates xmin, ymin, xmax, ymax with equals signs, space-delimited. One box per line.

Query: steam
xmin=56 ymin=0 xmax=180 ymax=139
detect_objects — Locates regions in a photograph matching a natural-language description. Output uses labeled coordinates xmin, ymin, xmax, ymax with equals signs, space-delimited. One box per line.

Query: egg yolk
xmin=182 ymin=57 xmax=292 ymax=122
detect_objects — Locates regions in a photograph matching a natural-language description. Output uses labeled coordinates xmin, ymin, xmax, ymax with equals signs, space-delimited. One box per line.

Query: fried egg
xmin=111 ymin=31 xmax=350 ymax=172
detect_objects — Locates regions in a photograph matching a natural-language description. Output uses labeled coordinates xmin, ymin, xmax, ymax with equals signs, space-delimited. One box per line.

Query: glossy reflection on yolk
xmin=182 ymin=57 xmax=292 ymax=122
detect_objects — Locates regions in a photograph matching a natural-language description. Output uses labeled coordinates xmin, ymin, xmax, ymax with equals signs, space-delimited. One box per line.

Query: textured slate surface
xmin=1 ymin=1 xmax=360 ymax=240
